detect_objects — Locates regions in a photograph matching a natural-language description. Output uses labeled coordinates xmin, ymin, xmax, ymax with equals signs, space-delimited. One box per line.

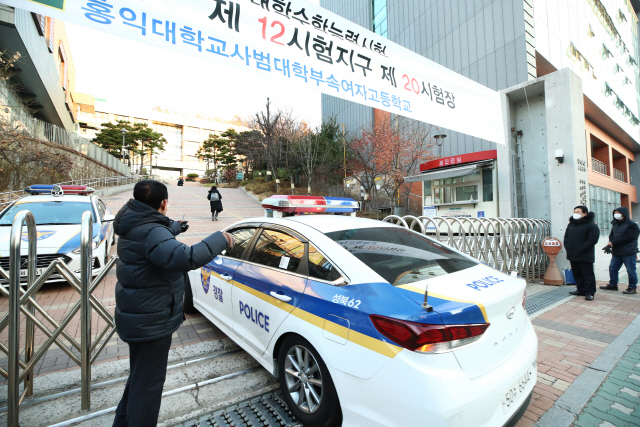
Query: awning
xmin=404 ymin=161 xmax=494 ymax=183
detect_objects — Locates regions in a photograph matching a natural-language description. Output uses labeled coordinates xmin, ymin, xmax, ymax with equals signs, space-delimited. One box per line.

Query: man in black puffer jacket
xmin=112 ymin=180 xmax=233 ymax=427
xmin=600 ymin=206 xmax=639 ymax=294
xmin=564 ymin=206 xmax=599 ymax=301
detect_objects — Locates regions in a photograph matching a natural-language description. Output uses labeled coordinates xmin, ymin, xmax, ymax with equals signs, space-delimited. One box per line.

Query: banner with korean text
xmin=6 ymin=0 xmax=506 ymax=144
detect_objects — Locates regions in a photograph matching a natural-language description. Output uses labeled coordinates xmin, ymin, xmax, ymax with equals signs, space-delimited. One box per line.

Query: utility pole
xmin=342 ymin=124 xmax=346 ymax=179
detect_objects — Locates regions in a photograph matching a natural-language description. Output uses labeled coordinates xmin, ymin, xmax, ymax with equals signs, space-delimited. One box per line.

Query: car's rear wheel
xmin=278 ymin=336 xmax=342 ymax=427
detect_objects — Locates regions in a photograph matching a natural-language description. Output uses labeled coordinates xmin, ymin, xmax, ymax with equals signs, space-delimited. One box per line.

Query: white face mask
xmin=614 ymin=213 xmax=623 ymax=220
xmin=572 ymin=213 xmax=582 ymax=220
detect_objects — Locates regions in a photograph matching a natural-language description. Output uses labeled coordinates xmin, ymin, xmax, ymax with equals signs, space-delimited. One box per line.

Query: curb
xmin=239 ymin=186 xmax=261 ymax=204
xmin=534 ymin=312 xmax=640 ymax=427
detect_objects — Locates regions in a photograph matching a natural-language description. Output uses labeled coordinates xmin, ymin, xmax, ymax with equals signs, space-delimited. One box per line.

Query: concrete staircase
xmin=0 ymin=339 xmax=279 ymax=427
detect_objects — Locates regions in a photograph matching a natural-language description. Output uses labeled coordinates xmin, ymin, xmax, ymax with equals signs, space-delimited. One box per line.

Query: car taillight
xmin=370 ymin=315 xmax=489 ymax=353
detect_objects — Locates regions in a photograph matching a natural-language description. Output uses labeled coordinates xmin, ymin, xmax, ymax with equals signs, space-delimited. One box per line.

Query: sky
xmin=64 ymin=0 xmax=322 ymax=127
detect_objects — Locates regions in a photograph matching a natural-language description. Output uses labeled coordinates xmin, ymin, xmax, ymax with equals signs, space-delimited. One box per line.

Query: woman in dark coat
xmin=563 ymin=205 xmax=599 ymax=301
xmin=208 ymin=186 xmax=223 ymax=221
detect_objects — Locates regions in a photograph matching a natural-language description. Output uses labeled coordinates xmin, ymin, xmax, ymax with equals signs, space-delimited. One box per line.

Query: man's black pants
xmin=570 ymin=261 xmax=596 ymax=297
xmin=112 ymin=335 xmax=172 ymax=427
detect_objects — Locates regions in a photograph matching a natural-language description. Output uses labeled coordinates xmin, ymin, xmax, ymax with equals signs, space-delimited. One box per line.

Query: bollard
xmin=8 ymin=210 xmax=36 ymax=427
xmin=80 ymin=211 xmax=93 ymax=410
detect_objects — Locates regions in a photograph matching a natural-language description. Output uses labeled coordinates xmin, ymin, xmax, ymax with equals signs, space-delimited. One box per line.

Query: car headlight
xmin=72 ymin=240 xmax=100 ymax=254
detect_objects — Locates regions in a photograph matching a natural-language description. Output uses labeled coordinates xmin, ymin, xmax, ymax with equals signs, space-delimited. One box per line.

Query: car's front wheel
xmin=278 ymin=336 xmax=342 ymax=427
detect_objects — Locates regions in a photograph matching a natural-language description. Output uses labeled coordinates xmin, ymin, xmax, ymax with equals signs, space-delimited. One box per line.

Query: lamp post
xmin=120 ymin=128 xmax=128 ymax=168
xmin=434 ymin=133 xmax=447 ymax=158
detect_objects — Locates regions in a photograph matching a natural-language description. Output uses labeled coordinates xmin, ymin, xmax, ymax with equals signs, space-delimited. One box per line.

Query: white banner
xmin=6 ymin=0 xmax=506 ymax=144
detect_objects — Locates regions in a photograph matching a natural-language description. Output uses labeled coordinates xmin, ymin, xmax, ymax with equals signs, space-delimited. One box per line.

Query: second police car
xmin=186 ymin=195 xmax=537 ymax=427
xmin=0 ymin=185 xmax=115 ymax=285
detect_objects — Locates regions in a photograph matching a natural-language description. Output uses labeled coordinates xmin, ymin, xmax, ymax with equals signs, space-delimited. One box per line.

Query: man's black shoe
xmin=599 ymin=284 xmax=618 ymax=291
xmin=585 ymin=295 xmax=594 ymax=301
xmin=622 ymin=288 xmax=638 ymax=295
xmin=569 ymin=290 xmax=585 ymax=296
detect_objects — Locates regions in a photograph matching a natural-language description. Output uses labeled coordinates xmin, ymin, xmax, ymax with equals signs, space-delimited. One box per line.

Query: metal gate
xmin=382 ymin=215 xmax=551 ymax=280
xmin=0 ymin=210 xmax=117 ymax=426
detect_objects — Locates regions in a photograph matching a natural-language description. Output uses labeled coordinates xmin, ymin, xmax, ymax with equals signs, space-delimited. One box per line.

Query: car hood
xmin=0 ymin=224 xmax=100 ymax=256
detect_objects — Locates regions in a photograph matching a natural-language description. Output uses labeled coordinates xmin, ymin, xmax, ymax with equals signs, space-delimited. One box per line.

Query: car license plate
xmin=19 ymin=269 xmax=43 ymax=277
xmin=502 ymin=366 xmax=533 ymax=413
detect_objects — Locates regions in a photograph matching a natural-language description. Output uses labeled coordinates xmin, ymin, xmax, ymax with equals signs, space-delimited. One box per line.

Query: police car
xmin=186 ymin=195 xmax=537 ymax=427
xmin=0 ymin=185 xmax=115 ymax=285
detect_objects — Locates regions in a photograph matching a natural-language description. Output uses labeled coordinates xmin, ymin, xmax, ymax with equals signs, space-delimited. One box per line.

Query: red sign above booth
xmin=420 ymin=150 xmax=498 ymax=172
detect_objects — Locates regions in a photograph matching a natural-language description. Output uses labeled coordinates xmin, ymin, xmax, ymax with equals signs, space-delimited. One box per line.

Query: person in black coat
xmin=600 ymin=206 xmax=639 ymax=294
xmin=112 ymin=180 xmax=233 ymax=427
xmin=563 ymin=206 xmax=599 ymax=301
xmin=208 ymin=185 xmax=223 ymax=221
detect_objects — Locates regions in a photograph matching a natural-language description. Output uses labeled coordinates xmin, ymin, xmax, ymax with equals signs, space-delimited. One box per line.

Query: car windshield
xmin=0 ymin=201 xmax=96 ymax=226
xmin=325 ymin=227 xmax=477 ymax=286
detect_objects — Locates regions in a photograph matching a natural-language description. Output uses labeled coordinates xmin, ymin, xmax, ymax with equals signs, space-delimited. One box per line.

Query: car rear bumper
xmin=333 ymin=318 xmax=538 ymax=427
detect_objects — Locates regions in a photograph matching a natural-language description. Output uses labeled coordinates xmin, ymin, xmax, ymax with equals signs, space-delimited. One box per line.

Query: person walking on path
xmin=112 ymin=180 xmax=234 ymax=427
xmin=600 ymin=206 xmax=639 ymax=294
xmin=208 ymin=185 xmax=223 ymax=221
xmin=564 ymin=206 xmax=600 ymax=301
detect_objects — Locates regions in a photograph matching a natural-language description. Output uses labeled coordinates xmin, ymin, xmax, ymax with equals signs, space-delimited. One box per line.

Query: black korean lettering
xmin=209 ymin=0 xmax=240 ymax=32
xmin=250 ymin=0 xmax=269 ymax=11
xmin=292 ymin=8 xmax=309 ymax=24
xmin=287 ymin=27 xmax=310 ymax=56
xmin=336 ymin=46 xmax=354 ymax=72
xmin=381 ymin=65 xmax=396 ymax=87
xmin=354 ymin=53 xmax=371 ymax=76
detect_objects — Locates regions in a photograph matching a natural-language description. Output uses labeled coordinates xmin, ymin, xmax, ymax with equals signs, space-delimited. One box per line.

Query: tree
xmin=255 ymin=98 xmax=285 ymax=192
xmin=92 ymin=120 xmax=135 ymax=160
xmin=129 ymin=123 xmax=167 ymax=174
xmin=197 ymin=129 xmax=237 ymax=183
xmin=234 ymin=130 xmax=264 ymax=174
xmin=295 ymin=118 xmax=342 ymax=195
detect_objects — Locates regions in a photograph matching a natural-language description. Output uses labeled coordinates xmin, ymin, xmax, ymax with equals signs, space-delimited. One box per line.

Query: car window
xmin=248 ymin=229 xmax=305 ymax=272
xmin=226 ymin=227 xmax=257 ymax=259
xmin=325 ymin=227 xmax=477 ymax=286
xmin=0 ymin=201 xmax=97 ymax=226
xmin=96 ymin=200 xmax=106 ymax=220
xmin=308 ymin=245 xmax=342 ymax=282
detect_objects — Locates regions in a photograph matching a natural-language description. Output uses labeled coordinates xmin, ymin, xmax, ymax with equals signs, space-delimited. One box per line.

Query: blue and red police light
xmin=261 ymin=195 xmax=359 ymax=214
xmin=24 ymin=185 xmax=95 ymax=195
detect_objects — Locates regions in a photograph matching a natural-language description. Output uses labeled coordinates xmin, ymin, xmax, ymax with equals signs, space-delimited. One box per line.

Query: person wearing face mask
xmin=111 ymin=180 xmax=234 ymax=427
xmin=600 ymin=207 xmax=639 ymax=294
xmin=563 ymin=206 xmax=599 ymax=301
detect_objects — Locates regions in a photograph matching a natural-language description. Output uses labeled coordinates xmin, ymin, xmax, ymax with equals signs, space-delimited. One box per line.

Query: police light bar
xmin=24 ymin=184 xmax=95 ymax=195
xmin=261 ymin=195 xmax=359 ymax=214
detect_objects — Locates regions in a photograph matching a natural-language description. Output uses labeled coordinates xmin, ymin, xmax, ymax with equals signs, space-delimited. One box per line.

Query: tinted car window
xmin=325 ymin=227 xmax=477 ymax=286
xmin=308 ymin=245 xmax=342 ymax=282
xmin=248 ymin=229 xmax=304 ymax=272
xmin=226 ymin=227 xmax=257 ymax=259
xmin=97 ymin=200 xmax=106 ymax=220
xmin=0 ymin=201 xmax=96 ymax=226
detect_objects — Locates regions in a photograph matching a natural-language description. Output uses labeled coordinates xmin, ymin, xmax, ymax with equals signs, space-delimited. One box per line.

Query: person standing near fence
xmin=564 ymin=206 xmax=599 ymax=301
xmin=208 ymin=186 xmax=223 ymax=221
xmin=112 ymin=180 xmax=233 ymax=427
xmin=600 ymin=207 xmax=639 ymax=294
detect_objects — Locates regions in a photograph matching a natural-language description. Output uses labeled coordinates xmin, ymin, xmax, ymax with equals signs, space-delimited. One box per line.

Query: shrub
xmin=254 ymin=177 xmax=266 ymax=183
xmin=187 ymin=173 xmax=199 ymax=178
xmin=186 ymin=178 xmax=195 ymax=182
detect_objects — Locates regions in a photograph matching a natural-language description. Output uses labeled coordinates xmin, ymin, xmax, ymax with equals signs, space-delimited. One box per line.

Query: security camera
xmin=555 ymin=149 xmax=564 ymax=164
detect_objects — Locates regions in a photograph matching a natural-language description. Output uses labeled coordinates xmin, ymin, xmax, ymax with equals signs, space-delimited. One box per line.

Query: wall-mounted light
xmin=555 ymin=149 xmax=564 ymax=164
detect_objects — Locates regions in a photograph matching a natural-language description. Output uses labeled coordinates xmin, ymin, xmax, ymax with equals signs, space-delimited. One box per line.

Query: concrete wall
xmin=499 ymin=68 xmax=589 ymax=270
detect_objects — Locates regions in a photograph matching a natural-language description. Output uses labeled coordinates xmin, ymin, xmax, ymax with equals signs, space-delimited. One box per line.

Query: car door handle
xmin=270 ymin=291 xmax=292 ymax=302
xmin=220 ymin=274 xmax=232 ymax=280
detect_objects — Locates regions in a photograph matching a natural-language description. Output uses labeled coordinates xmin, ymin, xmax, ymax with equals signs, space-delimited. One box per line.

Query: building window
xmin=626 ymin=55 xmax=637 ymax=68
xmin=622 ymin=76 xmax=632 ymax=86
xmin=47 ymin=18 xmax=55 ymax=53
xmin=613 ymin=64 xmax=623 ymax=74
xmin=432 ymin=172 xmax=481 ymax=205
xmin=58 ymin=44 xmax=67 ymax=91
xmin=601 ymin=44 xmax=613 ymax=60
xmin=589 ymin=185 xmax=620 ymax=236
xmin=617 ymin=9 xmax=627 ymax=24
xmin=588 ymin=24 xmax=595 ymax=38
xmin=372 ymin=0 xmax=387 ymax=38
xmin=482 ymin=168 xmax=493 ymax=202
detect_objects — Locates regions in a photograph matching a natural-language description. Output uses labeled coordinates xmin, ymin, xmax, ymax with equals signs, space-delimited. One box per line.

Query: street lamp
xmin=120 ymin=128 xmax=128 ymax=167
xmin=434 ymin=133 xmax=447 ymax=157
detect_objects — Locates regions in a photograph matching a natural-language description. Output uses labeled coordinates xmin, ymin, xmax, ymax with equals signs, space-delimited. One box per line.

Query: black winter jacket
xmin=113 ymin=199 xmax=228 ymax=343
xmin=563 ymin=212 xmax=599 ymax=263
xmin=609 ymin=206 xmax=640 ymax=257
xmin=208 ymin=189 xmax=223 ymax=212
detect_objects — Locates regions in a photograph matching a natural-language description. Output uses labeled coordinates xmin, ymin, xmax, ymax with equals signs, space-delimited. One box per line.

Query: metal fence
xmin=591 ymin=157 xmax=608 ymax=176
xmin=382 ymin=215 xmax=551 ymax=280
xmin=0 ymin=210 xmax=116 ymax=426
xmin=614 ymin=168 xmax=626 ymax=182
xmin=0 ymin=174 xmax=157 ymax=211
xmin=1 ymin=102 xmax=129 ymax=175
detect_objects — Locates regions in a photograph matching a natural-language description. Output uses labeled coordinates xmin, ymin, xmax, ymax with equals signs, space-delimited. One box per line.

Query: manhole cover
xmin=526 ymin=285 xmax=572 ymax=315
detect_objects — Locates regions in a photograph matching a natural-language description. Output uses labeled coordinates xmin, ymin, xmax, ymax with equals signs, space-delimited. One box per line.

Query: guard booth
xmin=405 ymin=150 xmax=498 ymax=218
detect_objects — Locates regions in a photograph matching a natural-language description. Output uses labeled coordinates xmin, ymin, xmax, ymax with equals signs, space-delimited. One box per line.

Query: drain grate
xmin=525 ymin=285 xmax=572 ymax=315
xmin=176 ymin=392 xmax=300 ymax=427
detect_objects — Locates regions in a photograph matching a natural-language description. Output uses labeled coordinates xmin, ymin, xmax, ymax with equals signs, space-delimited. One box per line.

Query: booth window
xmin=482 ymin=168 xmax=494 ymax=202
xmin=432 ymin=171 xmax=481 ymax=204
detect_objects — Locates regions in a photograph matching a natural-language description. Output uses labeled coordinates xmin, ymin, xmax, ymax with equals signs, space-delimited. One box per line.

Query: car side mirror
xmin=103 ymin=213 xmax=115 ymax=222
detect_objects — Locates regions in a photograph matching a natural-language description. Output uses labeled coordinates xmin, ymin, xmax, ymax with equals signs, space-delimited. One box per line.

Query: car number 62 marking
xmin=332 ymin=294 xmax=361 ymax=309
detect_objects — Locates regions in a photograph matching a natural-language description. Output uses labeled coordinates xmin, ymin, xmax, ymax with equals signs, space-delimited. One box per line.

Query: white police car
xmin=0 ymin=185 xmax=115 ymax=285
xmin=186 ymin=195 xmax=537 ymax=427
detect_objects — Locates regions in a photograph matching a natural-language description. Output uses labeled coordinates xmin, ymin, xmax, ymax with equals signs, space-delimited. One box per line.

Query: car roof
xmin=279 ymin=215 xmax=397 ymax=234
xmin=13 ymin=195 xmax=96 ymax=205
